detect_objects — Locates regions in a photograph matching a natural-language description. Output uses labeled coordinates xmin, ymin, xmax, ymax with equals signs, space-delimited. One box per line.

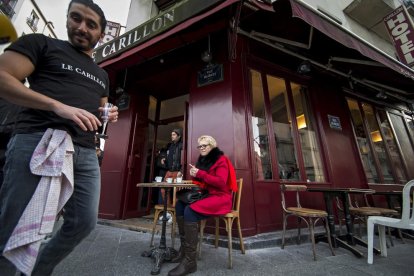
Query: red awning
xmin=99 ymin=0 xmax=239 ymax=68
xmin=248 ymin=0 xmax=275 ymax=12
xmin=290 ymin=0 xmax=414 ymax=81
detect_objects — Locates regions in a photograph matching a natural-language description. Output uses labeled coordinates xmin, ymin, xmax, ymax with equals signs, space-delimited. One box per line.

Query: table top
xmin=307 ymin=187 xmax=375 ymax=194
xmin=372 ymin=190 xmax=402 ymax=196
xmin=136 ymin=182 xmax=197 ymax=188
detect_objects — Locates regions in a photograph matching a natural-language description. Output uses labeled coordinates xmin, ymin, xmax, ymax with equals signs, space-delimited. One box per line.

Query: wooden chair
xmin=336 ymin=195 xmax=383 ymax=237
xmin=198 ymin=178 xmax=245 ymax=269
xmin=149 ymin=180 xmax=193 ymax=248
xmin=280 ymin=184 xmax=335 ymax=261
xmin=368 ymin=183 xmax=404 ymax=213
xmin=338 ymin=192 xmax=400 ymax=245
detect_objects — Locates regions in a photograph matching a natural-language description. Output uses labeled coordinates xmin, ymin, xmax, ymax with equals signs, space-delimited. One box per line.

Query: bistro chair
xmin=280 ymin=184 xmax=335 ymax=261
xmin=198 ymin=178 xmax=245 ymax=269
xmin=337 ymin=192 xmax=399 ymax=246
xmin=358 ymin=192 xmax=401 ymax=245
xmin=368 ymin=183 xmax=405 ymax=212
xmin=367 ymin=179 xmax=414 ymax=264
xmin=336 ymin=195 xmax=382 ymax=237
xmin=149 ymin=180 xmax=193 ymax=248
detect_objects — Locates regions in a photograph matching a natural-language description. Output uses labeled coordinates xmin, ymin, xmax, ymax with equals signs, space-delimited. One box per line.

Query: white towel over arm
xmin=3 ymin=129 xmax=74 ymax=275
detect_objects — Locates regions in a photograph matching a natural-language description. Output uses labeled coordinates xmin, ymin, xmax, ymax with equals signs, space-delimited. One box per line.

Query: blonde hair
xmin=197 ymin=135 xmax=217 ymax=148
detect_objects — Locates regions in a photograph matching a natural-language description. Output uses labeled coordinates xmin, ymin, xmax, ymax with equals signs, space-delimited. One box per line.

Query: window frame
xmin=27 ymin=10 xmax=39 ymax=32
xmin=247 ymin=66 xmax=327 ymax=183
xmin=347 ymin=97 xmax=410 ymax=184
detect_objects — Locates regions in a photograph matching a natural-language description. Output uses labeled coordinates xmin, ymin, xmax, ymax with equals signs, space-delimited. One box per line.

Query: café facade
xmin=96 ymin=0 xmax=414 ymax=237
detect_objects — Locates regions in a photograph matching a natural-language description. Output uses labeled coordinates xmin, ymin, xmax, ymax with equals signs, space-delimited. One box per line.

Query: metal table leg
xmin=142 ymin=187 xmax=177 ymax=275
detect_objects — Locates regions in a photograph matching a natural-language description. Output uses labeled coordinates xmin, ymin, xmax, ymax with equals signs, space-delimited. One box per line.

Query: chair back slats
xmin=368 ymin=183 xmax=404 ymax=192
xmin=282 ymin=184 xmax=307 ymax=191
xmin=279 ymin=185 xmax=335 ymax=260
xmin=232 ymin=179 xmax=243 ymax=211
xmin=280 ymin=184 xmax=306 ymax=209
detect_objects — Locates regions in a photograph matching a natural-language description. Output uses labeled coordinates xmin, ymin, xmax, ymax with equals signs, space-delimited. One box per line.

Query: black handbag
xmin=176 ymin=187 xmax=209 ymax=204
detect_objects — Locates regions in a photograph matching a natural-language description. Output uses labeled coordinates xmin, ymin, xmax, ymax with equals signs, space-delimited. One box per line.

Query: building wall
xmin=298 ymin=0 xmax=400 ymax=60
xmin=0 ymin=0 xmax=56 ymax=53
xmin=96 ymin=0 xmax=414 ymax=235
xmin=125 ymin=0 xmax=158 ymax=32
xmin=309 ymin=80 xmax=367 ymax=189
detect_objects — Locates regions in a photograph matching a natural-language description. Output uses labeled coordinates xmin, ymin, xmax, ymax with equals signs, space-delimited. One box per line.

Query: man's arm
xmin=0 ymin=50 xmax=102 ymax=131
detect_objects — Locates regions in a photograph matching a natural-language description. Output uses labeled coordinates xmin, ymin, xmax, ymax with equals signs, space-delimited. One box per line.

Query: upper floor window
xmin=0 ymin=0 xmax=17 ymax=17
xmin=154 ymin=0 xmax=177 ymax=11
xmin=347 ymin=98 xmax=410 ymax=184
xmin=27 ymin=10 xmax=39 ymax=32
xmin=250 ymin=68 xmax=326 ymax=183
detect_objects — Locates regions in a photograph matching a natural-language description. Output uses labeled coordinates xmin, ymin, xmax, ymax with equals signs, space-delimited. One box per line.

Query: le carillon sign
xmin=92 ymin=0 xmax=224 ymax=63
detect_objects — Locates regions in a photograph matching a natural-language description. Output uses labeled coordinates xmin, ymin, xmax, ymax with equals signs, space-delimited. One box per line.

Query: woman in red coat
xmin=168 ymin=135 xmax=237 ymax=276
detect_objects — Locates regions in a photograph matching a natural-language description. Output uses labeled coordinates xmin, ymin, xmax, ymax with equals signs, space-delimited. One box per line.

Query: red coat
xmin=190 ymin=155 xmax=232 ymax=216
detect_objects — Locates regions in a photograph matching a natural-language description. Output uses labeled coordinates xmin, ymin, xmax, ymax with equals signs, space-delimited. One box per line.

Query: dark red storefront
xmin=95 ymin=0 xmax=414 ymax=237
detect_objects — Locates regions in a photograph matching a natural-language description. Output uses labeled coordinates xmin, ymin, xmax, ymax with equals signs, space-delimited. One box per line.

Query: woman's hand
xmin=189 ymin=164 xmax=199 ymax=177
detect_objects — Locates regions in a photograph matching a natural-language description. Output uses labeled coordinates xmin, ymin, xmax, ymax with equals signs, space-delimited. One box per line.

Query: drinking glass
xmin=101 ymin=102 xmax=113 ymax=136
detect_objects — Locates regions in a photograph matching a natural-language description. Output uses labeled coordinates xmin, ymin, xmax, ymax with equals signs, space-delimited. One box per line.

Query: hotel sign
xmin=97 ymin=20 xmax=122 ymax=47
xmin=93 ymin=0 xmax=224 ymax=63
xmin=384 ymin=6 xmax=414 ymax=68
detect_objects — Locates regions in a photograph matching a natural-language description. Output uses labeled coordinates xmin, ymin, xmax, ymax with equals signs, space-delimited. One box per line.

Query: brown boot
xmin=167 ymin=221 xmax=198 ymax=276
xmin=170 ymin=216 xmax=185 ymax=263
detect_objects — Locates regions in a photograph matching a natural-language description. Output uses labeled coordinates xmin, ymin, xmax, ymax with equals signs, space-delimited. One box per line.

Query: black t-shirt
xmin=6 ymin=34 xmax=109 ymax=148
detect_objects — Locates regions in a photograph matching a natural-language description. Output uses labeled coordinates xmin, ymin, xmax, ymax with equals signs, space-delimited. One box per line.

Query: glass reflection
xmin=266 ymin=75 xmax=300 ymax=181
xmin=378 ymin=110 xmax=407 ymax=183
xmin=362 ymin=104 xmax=395 ymax=183
xmin=250 ymin=69 xmax=273 ymax=180
xmin=291 ymin=84 xmax=325 ymax=182
xmin=347 ymin=99 xmax=379 ymax=183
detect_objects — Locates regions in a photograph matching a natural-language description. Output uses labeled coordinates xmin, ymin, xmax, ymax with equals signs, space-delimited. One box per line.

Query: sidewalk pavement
xmin=48 ymin=222 xmax=414 ymax=276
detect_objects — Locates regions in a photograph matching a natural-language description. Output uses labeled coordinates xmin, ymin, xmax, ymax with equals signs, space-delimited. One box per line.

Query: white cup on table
xmin=166 ymin=178 xmax=173 ymax=183
xmin=176 ymin=177 xmax=183 ymax=183
xmin=155 ymin=176 xmax=163 ymax=182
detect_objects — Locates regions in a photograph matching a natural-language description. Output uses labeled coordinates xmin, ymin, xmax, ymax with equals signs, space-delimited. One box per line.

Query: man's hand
xmin=53 ymin=103 xmax=101 ymax=131
xmin=98 ymin=104 xmax=119 ymax=123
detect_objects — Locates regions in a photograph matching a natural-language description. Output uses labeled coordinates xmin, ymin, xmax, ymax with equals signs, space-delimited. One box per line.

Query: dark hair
xmin=68 ymin=0 xmax=107 ymax=33
xmin=172 ymin=128 xmax=182 ymax=137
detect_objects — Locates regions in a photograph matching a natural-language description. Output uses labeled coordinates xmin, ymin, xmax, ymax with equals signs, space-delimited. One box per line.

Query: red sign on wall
xmin=384 ymin=6 xmax=414 ymax=68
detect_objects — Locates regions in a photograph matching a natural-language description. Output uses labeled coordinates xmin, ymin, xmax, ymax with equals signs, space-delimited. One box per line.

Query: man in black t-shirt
xmin=0 ymin=1 xmax=118 ymax=275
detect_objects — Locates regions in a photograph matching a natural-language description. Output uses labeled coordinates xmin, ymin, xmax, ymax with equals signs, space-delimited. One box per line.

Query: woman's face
xmin=197 ymin=142 xmax=212 ymax=156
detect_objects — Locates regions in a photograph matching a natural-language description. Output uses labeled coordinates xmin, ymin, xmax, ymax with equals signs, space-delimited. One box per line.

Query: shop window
xmin=251 ymin=70 xmax=273 ymax=180
xmin=377 ymin=110 xmax=407 ymax=182
xmin=249 ymin=69 xmax=325 ymax=182
xmin=347 ymin=98 xmax=409 ymax=184
xmin=27 ymin=10 xmax=39 ymax=32
xmin=362 ymin=104 xmax=395 ymax=183
xmin=291 ymin=83 xmax=325 ymax=182
xmin=405 ymin=115 xmax=414 ymax=138
xmin=347 ymin=99 xmax=379 ymax=183
xmin=389 ymin=112 xmax=414 ymax=178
